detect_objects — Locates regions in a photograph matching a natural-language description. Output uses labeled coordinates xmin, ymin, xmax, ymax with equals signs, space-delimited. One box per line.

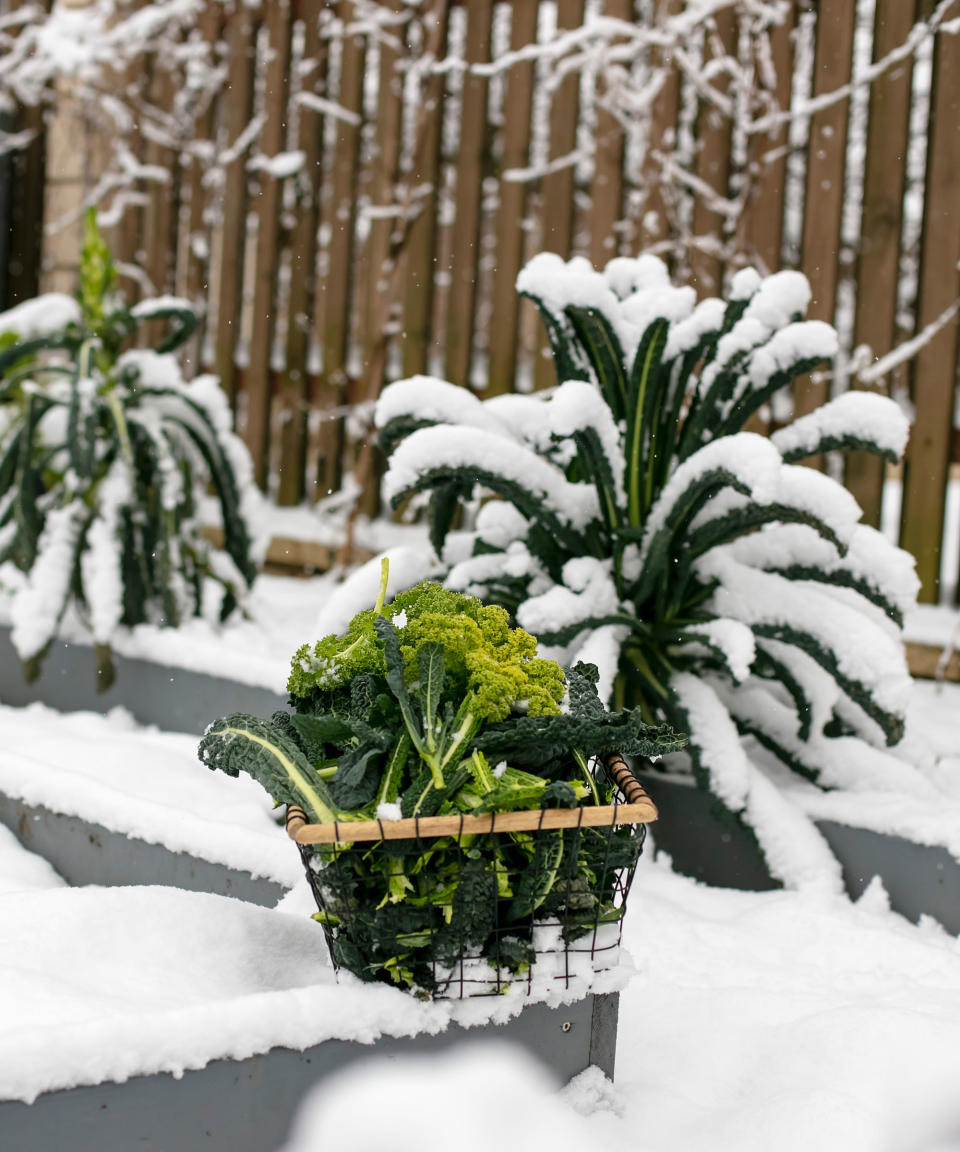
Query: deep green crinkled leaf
xmin=199 ymin=713 xmax=341 ymax=824
xmin=330 ymin=745 xmax=383 ymax=809
xmin=473 ymin=709 xmax=686 ymax=767
xmin=751 ymin=622 xmax=904 ymax=746
xmin=566 ymin=661 xmax=606 ymax=720
xmin=427 ymin=479 xmax=471 ymax=557
xmin=290 ymin=711 xmax=357 ymax=750
xmin=519 ymin=289 xmax=592 ymax=384
xmin=565 ymin=305 xmax=629 ymax=421
xmin=374 ymin=616 xmax=421 ymax=750
xmin=777 ymin=432 xmax=901 ymax=466
xmin=141 ymin=386 xmax=256 ymax=584
xmin=763 ymin=562 xmax=904 ymax=627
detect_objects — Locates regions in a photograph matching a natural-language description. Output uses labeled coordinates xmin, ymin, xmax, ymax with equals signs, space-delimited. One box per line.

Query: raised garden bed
xmin=0 ymin=993 xmax=618 ymax=1152
xmin=639 ymin=770 xmax=960 ymax=934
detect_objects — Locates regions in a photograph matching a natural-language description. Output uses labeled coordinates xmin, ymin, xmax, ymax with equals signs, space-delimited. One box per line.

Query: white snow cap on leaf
xmin=683 ymin=618 xmax=756 ymax=683
xmin=742 ymin=270 xmax=811 ymax=328
xmin=517 ymin=557 xmax=619 ymax=638
xmin=548 ymin=380 xmax=626 ymax=508
xmin=727 ymin=681 xmax=934 ymax=797
xmin=481 ymin=393 xmax=557 ymax=456
xmin=10 ymin=502 xmax=87 ymax=660
xmin=604 ymin=254 xmax=671 ymax=297
xmin=729 ymin=267 xmax=762 ymax=301
xmin=771 ymin=391 xmax=909 ymax=461
xmin=568 ymin=623 xmax=629 ymax=706
xmin=671 ymin=672 xmax=751 ymax=812
xmin=637 ymin=432 xmax=782 ymax=568
xmin=673 ymin=674 xmax=843 ymax=891
xmin=663 ymin=296 xmax=726 ymax=360
xmin=385 ymin=425 xmax=601 ymax=533
xmin=697 ymin=550 xmax=912 ymax=724
xmin=747 ymin=321 xmax=838 ymax=390
xmin=770 ymin=464 xmax=862 ymax=548
xmin=730 ymin=522 xmax=920 ymax=620
xmin=688 ymin=461 xmax=861 ymax=552
xmin=375 ymin=376 xmax=503 ymax=436
xmin=517 ymin=253 xmax=613 ymax=315
xmin=81 ymin=457 xmax=130 ymax=643
xmin=0 ymin=293 xmax=81 ymax=339
xmin=474 ymin=500 xmax=528 ymax=549
xmin=738 ymin=760 xmax=844 ymax=893
xmin=129 ymin=295 xmax=193 ymax=319
xmin=755 ymin=637 xmax=841 ymax=736
xmin=448 ymin=541 xmax=545 ymax=599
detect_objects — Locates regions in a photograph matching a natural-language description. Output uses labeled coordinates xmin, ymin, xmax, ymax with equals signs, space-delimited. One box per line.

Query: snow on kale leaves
xmin=375 ymin=253 xmax=920 ymax=890
xmin=200 ymin=569 xmax=684 ymax=992
xmin=0 ymin=210 xmax=259 ymax=688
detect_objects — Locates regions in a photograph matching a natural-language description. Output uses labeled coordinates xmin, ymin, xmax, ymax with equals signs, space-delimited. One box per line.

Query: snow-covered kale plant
xmin=375 ymin=252 xmax=921 ymax=888
xmin=0 ymin=211 xmax=260 ymax=687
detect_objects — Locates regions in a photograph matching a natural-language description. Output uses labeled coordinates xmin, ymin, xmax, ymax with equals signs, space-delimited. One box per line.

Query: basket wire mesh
xmin=287 ymin=754 xmax=656 ymax=999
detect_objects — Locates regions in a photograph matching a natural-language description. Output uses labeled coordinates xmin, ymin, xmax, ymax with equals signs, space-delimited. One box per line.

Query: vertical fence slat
xmin=795 ymin=0 xmax=856 ymax=438
xmin=589 ymin=0 xmax=630 ymax=269
xmin=142 ymin=61 xmax=181 ymax=346
xmin=316 ymin=0 xmax=365 ymax=496
xmin=213 ymin=3 xmax=258 ymax=409
xmin=245 ymin=0 xmax=293 ymax=490
xmin=487 ymin=0 xmax=538 ymax=396
xmin=900 ymin=23 xmax=960 ymax=602
xmin=637 ymin=0 xmax=681 ymax=254
xmin=361 ymin=3 xmax=404 ymax=381
xmin=181 ymin=2 xmax=224 ymax=377
xmin=689 ymin=8 xmax=736 ymax=296
xmin=279 ymin=0 xmax=326 ymax=507
xmin=846 ymin=0 xmax=918 ymax=528
xmin=443 ymin=0 xmax=494 ymax=388
xmin=534 ymin=0 xmax=586 ymax=391
xmin=741 ymin=7 xmax=794 ymax=275
xmin=401 ymin=1 xmax=450 ymax=378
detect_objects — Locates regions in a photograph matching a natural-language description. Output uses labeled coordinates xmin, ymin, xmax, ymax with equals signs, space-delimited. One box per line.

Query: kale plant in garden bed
xmin=200 ymin=569 xmax=683 ymax=993
xmin=375 ymin=253 xmax=921 ymax=888
xmin=0 ymin=211 xmax=259 ymax=686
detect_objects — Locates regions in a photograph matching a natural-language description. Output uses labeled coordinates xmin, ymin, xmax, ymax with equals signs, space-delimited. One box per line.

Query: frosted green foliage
xmin=376 ymin=253 xmax=920 ymax=889
xmin=0 ymin=210 xmax=258 ymax=688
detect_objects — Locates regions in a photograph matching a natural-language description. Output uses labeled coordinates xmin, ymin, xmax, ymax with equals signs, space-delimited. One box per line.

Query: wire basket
xmin=286 ymin=754 xmax=658 ymax=999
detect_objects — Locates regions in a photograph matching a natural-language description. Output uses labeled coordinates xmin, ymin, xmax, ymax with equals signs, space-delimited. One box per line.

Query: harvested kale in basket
xmin=200 ymin=563 xmax=685 ymax=993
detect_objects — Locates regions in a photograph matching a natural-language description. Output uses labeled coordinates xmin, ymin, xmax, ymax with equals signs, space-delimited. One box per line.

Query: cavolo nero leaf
xmin=473 ymin=709 xmax=686 ymax=768
xmin=199 ymin=713 xmax=342 ymax=824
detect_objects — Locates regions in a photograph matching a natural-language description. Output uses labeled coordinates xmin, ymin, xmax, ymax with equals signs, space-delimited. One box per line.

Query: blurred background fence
xmin=1 ymin=0 xmax=959 ymax=601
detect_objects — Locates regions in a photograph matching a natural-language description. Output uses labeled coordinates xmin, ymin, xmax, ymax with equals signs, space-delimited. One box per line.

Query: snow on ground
xmin=0 ymin=683 xmax=958 ymax=1145
xmin=0 ymin=822 xmax=65 ymax=895
xmin=0 ymin=877 xmax=628 ymax=1105
xmin=280 ymin=862 xmax=960 ymax=1152
xmin=0 ymin=702 xmax=300 ymax=886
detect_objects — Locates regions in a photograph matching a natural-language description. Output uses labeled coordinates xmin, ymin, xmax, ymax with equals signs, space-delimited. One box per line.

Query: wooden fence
xmin=2 ymin=0 xmax=960 ymax=601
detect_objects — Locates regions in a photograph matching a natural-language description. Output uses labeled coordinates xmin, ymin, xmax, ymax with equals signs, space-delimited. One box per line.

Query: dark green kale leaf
xmin=473 ymin=709 xmax=686 ymax=768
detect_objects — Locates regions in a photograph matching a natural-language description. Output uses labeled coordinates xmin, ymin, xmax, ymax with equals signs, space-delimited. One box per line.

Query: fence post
xmin=847 ymin=0 xmax=918 ymax=529
xmin=900 ymin=20 xmax=960 ymax=602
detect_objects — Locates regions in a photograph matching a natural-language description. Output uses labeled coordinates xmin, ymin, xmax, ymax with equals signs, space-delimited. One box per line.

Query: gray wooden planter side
xmin=0 ymin=993 xmax=618 ymax=1152
xmin=0 ymin=794 xmax=285 ymax=907
xmin=0 ymin=626 xmax=287 ymax=735
xmin=641 ymin=774 xmax=960 ymax=934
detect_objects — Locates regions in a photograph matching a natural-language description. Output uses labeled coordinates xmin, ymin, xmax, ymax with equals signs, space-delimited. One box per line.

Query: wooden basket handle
xmin=604 ymin=753 xmax=654 ymax=807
